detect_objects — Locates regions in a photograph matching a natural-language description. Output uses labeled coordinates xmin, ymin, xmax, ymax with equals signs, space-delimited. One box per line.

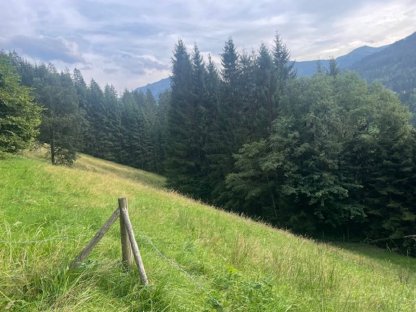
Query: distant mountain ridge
xmin=136 ymin=32 xmax=416 ymax=98
xmin=293 ymin=44 xmax=387 ymax=76
xmin=135 ymin=77 xmax=170 ymax=98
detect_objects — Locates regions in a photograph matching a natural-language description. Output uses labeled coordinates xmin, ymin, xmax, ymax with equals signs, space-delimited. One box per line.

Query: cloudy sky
xmin=1 ymin=0 xmax=415 ymax=92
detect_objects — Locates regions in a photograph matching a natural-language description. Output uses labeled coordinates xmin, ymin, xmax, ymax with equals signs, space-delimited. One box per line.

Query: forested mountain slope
xmin=351 ymin=32 xmax=416 ymax=97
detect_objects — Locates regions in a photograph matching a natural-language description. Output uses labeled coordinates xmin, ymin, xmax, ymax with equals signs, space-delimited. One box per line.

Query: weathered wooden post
xmin=70 ymin=198 xmax=148 ymax=285
xmin=118 ymin=197 xmax=133 ymax=269
xmin=70 ymin=208 xmax=120 ymax=269
xmin=119 ymin=198 xmax=149 ymax=285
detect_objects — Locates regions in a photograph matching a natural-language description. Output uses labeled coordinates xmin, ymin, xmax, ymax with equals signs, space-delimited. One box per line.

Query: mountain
xmin=135 ymin=77 xmax=170 ymax=98
xmin=295 ymin=32 xmax=416 ymax=100
xmin=293 ymin=45 xmax=387 ymax=76
xmin=336 ymin=45 xmax=387 ymax=68
xmin=351 ymin=32 xmax=416 ymax=98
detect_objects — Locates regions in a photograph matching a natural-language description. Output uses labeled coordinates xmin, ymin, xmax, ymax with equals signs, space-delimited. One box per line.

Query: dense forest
xmin=1 ymin=35 xmax=415 ymax=255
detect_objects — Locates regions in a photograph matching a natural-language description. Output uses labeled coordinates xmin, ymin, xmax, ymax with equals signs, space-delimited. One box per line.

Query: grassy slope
xmin=0 ymin=154 xmax=415 ymax=311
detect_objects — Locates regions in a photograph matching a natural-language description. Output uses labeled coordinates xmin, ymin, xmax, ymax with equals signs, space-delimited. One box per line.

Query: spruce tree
xmin=165 ymin=40 xmax=199 ymax=195
xmin=36 ymin=68 xmax=82 ymax=165
xmin=208 ymin=39 xmax=242 ymax=206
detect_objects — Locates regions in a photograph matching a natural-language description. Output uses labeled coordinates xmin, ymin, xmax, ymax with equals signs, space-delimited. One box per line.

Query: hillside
xmin=1 ymin=153 xmax=416 ymax=311
xmin=352 ymin=32 xmax=416 ymax=96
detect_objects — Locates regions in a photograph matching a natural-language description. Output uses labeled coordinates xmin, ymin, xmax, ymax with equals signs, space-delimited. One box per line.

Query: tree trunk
xmin=50 ymin=129 xmax=56 ymax=165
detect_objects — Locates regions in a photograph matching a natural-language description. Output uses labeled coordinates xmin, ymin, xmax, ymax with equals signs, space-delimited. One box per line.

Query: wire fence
xmin=0 ymin=235 xmax=89 ymax=244
xmin=138 ymin=233 xmax=208 ymax=291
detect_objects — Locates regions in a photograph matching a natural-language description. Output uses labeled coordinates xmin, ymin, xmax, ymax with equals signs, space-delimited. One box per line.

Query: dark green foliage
xmin=4 ymin=53 xmax=83 ymax=165
xmin=152 ymin=90 xmax=170 ymax=173
xmin=208 ymin=39 xmax=245 ymax=206
xmin=227 ymin=73 xmax=416 ymax=254
xmin=0 ymin=54 xmax=41 ymax=153
xmin=165 ymin=41 xmax=207 ymax=197
xmin=118 ymin=90 xmax=154 ymax=171
xmin=404 ymin=89 xmax=416 ymax=125
xmin=35 ymin=67 xmax=82 ymax=165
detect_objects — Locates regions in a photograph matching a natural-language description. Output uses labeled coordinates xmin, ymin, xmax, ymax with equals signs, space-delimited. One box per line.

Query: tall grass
xmin=0 ymin=154 xmax=415 ymax=311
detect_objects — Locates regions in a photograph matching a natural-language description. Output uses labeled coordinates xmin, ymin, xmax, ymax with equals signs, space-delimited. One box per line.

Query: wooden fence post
xmin=120 ymin=204 xmax=149 ymax=285
xmin=70 ymin=197 xmax=148 ymax=286
xmin=119 ymin=197 xmax=133 ymax=269
xmin=70 ymin=208 xmax=120 ymax=269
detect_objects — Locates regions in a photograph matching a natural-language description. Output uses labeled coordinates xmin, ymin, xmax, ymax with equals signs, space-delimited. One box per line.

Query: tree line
xmin=1 ymin=35 xmax=415 ymax=254
xmin=0 ymin=51 xmax=168 ymax=172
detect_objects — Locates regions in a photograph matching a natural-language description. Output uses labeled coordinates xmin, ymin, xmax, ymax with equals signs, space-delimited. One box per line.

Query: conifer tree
xmin=255 ymin=44 xmax=275 ymax=137
xmin=165 ymin=40 xmax=199 ymax=195
xmin=200 ymin=56 xmax=221 ymax=200
xmin=84 ymin=79 xmax=106 ymax=158
xmin=36 ymin=68 xmax=82 ymax=165
xmin=153 ymin=90 xmax=171 ymax=173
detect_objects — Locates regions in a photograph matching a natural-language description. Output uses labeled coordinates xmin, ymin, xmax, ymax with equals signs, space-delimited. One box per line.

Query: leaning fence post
xmin=119 ymin=202 xmax=149 ymax=285
xmin=119 ymin=197 xmax=133 ymax=269
xmin=70 ymin=208 xmax=120 ymax=269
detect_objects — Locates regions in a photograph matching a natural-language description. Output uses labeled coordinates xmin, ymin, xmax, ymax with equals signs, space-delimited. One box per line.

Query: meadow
xmin=0 ymin=153 xmax=415 ymax=311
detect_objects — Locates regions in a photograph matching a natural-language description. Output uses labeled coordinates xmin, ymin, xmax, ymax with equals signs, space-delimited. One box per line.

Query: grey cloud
xmin=4 ymin=35 xmax=85 ymax=64
xmin=111 ymin=53 xmax=170 ymax=75
xmin=1 ymin=0 xmax=414 ymax=91
xmin=103 ymin=67 xmax=119 ymax=74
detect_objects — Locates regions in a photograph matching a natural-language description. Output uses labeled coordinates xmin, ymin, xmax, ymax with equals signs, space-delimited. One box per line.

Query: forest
xmin=1 ymin=35 xmax=415 ymax=255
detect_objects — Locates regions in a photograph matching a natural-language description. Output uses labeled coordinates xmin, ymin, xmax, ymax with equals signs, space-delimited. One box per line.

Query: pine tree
xmin=255 ymin=44 xmax=275 ymax=138
xmin=207 ymin=39 xmax=243 ymax=206
xmin=83 ymin=79 xmax=105 ymax=157
xmin=165 ymin=40 xmax=200 ymax=196
xmin=36 ymin=68 xmax=82 ymax=165
xmin=73 ymin=68 xmax=89 ymax=149
xmin=119 ymin=90 xmax=148 ymax=168
xmin=200 ymin=56 xmax=221 ymax=200
xmin=103 ymin=85 xmax=122 ymax=162
xmin=153 ymin=90 xmax=170 ymax=173
xmin=328 ymin=58 xmax=340 ymax=77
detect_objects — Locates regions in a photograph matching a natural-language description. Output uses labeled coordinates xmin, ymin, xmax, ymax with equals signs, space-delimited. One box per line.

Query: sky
xmin=1 ymin=0 xmax=415 ymax=92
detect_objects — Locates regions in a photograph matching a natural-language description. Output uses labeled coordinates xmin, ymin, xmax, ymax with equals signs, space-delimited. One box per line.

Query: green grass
xmin=1 ymin=153 xmax=415 ymax=311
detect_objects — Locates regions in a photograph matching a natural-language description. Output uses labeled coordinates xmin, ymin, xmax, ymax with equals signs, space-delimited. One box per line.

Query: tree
xmin=0 ymin=54 xmax=41 ymax=153
xmin=254 ymin=44 xmax=276 ymax=138
xmin=73 ymin=68 xmax=89 ymax=148
xmin=328 ymin=58 xmax=340 ymax=77
xmin=165 ymin=40 xmax=201 ymax=196
xmin=35 ymin=67 xmax=82 ymax=165
xmin=152 ymin=90 xmax=170 ymax=173
xmin=208 ymin=38 xmax=243 ymax=206
xmin=272 ymin=34 xmax=295 ymax=84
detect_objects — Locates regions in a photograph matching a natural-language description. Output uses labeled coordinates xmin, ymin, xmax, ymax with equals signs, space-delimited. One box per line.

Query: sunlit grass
xmin=0 ymin=153 xmax=415 ymax=311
